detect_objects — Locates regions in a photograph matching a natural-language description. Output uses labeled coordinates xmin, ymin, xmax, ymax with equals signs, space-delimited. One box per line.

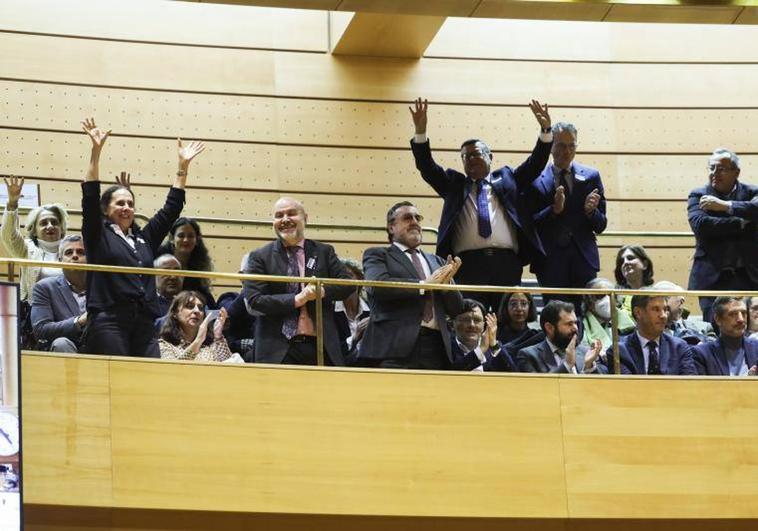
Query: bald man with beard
xmin=243 ymin=197 xmax=353 ymax=366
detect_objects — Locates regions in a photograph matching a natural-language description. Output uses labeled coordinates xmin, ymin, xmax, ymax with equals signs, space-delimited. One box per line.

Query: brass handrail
xmin=4 ymin=257 xmax=758 ymax=373
xmin=1 ymin=207 xmax=695 ymax=238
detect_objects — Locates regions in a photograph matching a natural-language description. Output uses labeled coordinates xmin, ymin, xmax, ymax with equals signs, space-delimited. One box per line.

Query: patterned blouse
xmin=158 ymin=337 xmax=233 ymax=362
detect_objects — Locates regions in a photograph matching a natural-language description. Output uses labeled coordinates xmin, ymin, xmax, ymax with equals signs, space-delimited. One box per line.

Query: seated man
xmin=30 ymin=235 xmax=87 ymax=352
xmin=605 ymin=293 xmax=697 ymax=375
xmin=450 ymin=298 xmax=515 ymax=372
xmin=517 ymin=300 xmax=604 ymax=374
xmin=652 ymin=280 xmax=713 ymax=344
xmin=693 ymin=296 xmax=758 ymax=376
xmin=359 ymin=201 xmax=464 ymax=370
xmin=155 ymin=254 xmax=184 ymax=316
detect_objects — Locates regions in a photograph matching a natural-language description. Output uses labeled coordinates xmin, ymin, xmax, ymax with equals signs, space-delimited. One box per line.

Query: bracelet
xmin=176 ymin=169 xmax=187 ymax=177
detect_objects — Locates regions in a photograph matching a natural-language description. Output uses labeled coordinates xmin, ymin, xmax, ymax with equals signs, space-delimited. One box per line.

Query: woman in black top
xmin=80 ymin=117 xmax=205 ymax=357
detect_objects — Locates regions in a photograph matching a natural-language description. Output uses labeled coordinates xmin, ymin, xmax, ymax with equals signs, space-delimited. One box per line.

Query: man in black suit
xmin=517 ymin=300 xmax=604 ymax=374
xmin=359 ymin=201 xmax=464 ymax=370
xmin=450 ymin=298 xmax=516 ymax=372
xmin=409 ymin=98 xmax=552 ymax=311
xmin=31 ymin=235 xmax=87 ymax=352
xmin=693 ymin=296 xmax=758 ymax=376
xmin=687 ymin=148 xmax=758 ymax=322
xmin=605 ymin=293 xmax=697 ymax=375
xmin=154 ymin=254 xmax=183 ymax=317
xmin=243 ymin=197 xmax=353 ymax=366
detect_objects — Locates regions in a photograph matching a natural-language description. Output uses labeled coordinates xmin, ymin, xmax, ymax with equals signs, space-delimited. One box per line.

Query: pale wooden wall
xmin=1 ymin=0 xmax=758 ymax=296
xmin=21 ymin=352 xmax=758 ymax=526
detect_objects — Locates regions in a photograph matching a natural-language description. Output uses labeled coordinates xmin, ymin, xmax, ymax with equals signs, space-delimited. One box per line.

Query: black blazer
xmin=410 ymin=138 xmax=551 ymax=266
xmin=81 ymin=181 xmax=184 ymax=318
xmin=30 ymin=275 xmax=83 ymax=349
xmin=692 ymin=337 xmax=758 ymax=376
xmin=243 ymin=239 xmax=353 ymax=365
xmin=687 ymin=181 xmax=758 ymax=289
xmin=359 ymin=245 xmax=464 ymax=362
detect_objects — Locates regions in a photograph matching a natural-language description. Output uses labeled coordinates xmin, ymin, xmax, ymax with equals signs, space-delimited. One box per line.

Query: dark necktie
xmin=647 ymin=342 xmax=661 ymax=375
xmin=559 ymin=168 xmax=571 ymax=196
xmin=405 ymin=248 xmax=434 ymax=322
xmin=281 ymin=246 xmax=301 ymax=340
xmin=476 ymin=180 xmax=492 ymax=238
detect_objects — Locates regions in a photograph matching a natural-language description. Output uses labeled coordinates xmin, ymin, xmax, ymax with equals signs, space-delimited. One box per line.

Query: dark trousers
xmin=379 ymin=328 xmax=449 ymax=370
xmin=84 ymin=303 xmax=159 ymax=358
xmin=536 ymin=244 xmax=598 ymax=317
xmin=699 ymin=268 xmax=754 ymax=323
xmin=455 ymin=248 xmax=522 ymax=312
xmin=282 ymin=336 xmax=334 ymax=366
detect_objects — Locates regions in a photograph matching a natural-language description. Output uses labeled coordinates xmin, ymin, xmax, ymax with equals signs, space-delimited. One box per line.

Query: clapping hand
xmin=584 ymin=188 xmax=601 ymax=216
xmin=213 ymin=307 xmax=228 ymax=340
xmin=479 ymin=313 xmax=499 ymax=352
xmin=81 ymin=117 xmax=111 ymax=150
xmin=429 ymin=255 xmax=462 ymax=285
xmin=565 ymin=335 xmax=577 ymax=369
xmin=553 ymin=185 xmax=566 ymax=215
xmin=749 ymin=365 xmax=757 ymax=376
xmin=3 ymin=175 xmax=23 ymax=209
xmin=409 ymin=97 xmax=428 ymax=135
xmin=584 ymin=338 xmax=603 ymax=370
xmin=529 ymin=99 xmax=551 ymax=131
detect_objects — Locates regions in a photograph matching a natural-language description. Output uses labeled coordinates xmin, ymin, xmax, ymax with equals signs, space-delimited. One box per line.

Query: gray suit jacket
xmin=31 ymin=275 xmax=83 ymax=348
xmin=517 ymin=338 xmax=604 ymax=374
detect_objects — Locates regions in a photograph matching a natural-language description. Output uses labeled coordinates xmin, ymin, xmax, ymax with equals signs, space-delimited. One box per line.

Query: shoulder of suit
xmin=34 ymin=275 xmax=61 ymax=291
xmin=689 ymin=185 xmax=709 ymax=196
xmin=573 ymin=162 xmax=601 ymax=177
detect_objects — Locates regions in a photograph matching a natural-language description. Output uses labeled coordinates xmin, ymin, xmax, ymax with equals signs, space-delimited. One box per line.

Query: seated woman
xmin=80 ymin=117 xmax=205 ymax=357
xmin=1 ymin=176 xmax=68 ymax=302
xmin=496 ymin=291 xmax=539 ymax=344
xmin=157 ymin=217 xmax=217 ymax=308
xmin=581 ymin=277 xmax=635 ymax=351
xmin=614 ymin=244 xmax=655 ymax=314
xmin=159 ymin=291 xmax=232 ymax=362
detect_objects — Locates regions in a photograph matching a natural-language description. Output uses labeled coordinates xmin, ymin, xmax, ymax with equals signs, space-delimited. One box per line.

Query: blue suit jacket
xmin=605 ymin=332 xmax=697 ymax=375
xmin=527 ymin=162 xmax=607 ymax=274
xmin=31 ymin=275 xmax=83 ymax=349
xmin=692 ymin=337 xmax=758 ymax=376
xmin=687 ymin=181 xmax=758 ymax=289
xmin=516 ymin=338 xmax=604 ymax=374
xmin=359 ymin=245 xmax=464 ymax=362
xmin=450 ymin=335 xmax=516 ymax=372
xmin=410 ymin=138 xmax=551 ymax=266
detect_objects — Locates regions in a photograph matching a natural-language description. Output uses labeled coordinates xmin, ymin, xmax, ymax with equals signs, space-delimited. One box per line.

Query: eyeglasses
xmin=395 ymin=213 xmax=424 ymax=223
xmin=554 ymin=142 xmax=577 ymax=151
xmin=462 ymin=151 xmax=489 ymax=162
xmin=709 ymin=165 xmax=737 ymax=174
xmin=455 ymin=315 xmax=484 ymax=325
xmin=508 ymin=300 xmax=530 ymax=309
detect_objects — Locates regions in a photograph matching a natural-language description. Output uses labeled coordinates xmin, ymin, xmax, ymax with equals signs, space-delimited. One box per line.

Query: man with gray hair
xmin=526 ymin=122 xmax=606 ymax=313
xmin=30 ymin=235 xmax=87 ymax=352
xmin=154 ymin=253 xmax=183 ymax=317
xmin=688 ymin=148 xmax=758 ymax=321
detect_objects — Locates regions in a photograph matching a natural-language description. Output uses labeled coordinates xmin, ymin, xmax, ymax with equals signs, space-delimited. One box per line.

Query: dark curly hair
xmin=158 ymin=217 xmax=214 ymax=287
xmin=159 ymin=290 xmax=212 ymax=347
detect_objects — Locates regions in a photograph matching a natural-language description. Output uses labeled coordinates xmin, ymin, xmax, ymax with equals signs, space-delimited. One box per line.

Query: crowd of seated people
xmin=2 ymin=105 xmax=756 ymax=377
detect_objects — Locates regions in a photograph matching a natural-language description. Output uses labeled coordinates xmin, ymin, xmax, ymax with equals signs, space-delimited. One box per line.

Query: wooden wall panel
xmin=21 ymin=355 xmax=113 ymax=506
xmin=428 ymin=18 xmax=758 ymax=62
xmin=3 ymin=32 xmax=758 ymax=106
xmin=560 ymin=378 xmax=758 ymax=518
xmin=0 ymin=0 xmax=328 ymax=51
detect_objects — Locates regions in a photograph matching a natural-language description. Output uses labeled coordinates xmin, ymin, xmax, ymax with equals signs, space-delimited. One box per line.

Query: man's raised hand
xmin=409 ymin=97 xmax=428 ymax=135
xmin=529 ymin=99 xmax=551 ymax=131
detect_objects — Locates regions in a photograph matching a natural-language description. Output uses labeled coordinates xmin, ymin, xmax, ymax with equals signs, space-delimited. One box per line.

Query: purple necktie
xmin=476 ymin=180 xmax=492 ymax=238
xmin=406 ymin=249 xmax=434 ymax=323
xmin=282 ymin=246 xmax=301 ymax=340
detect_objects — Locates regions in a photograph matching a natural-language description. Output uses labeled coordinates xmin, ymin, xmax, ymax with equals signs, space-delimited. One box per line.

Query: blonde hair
xmin=25 ymin=203 xmax=68 ymax=242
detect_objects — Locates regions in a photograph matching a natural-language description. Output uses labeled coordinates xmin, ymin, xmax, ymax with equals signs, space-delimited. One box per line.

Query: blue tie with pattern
xmin=476 ymin=180 xmax=492 ymax=238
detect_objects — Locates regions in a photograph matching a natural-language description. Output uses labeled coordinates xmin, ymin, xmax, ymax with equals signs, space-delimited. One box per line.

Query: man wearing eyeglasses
xmin=408 ymin=98 xmax=552 ymax=312
xmin=687 ymin=149 xmax=758 ymax=322
xmin=359 ymin=202 xmax=465 ymax=370
xmin=526 ymin=122 xmax=607 ymax=314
